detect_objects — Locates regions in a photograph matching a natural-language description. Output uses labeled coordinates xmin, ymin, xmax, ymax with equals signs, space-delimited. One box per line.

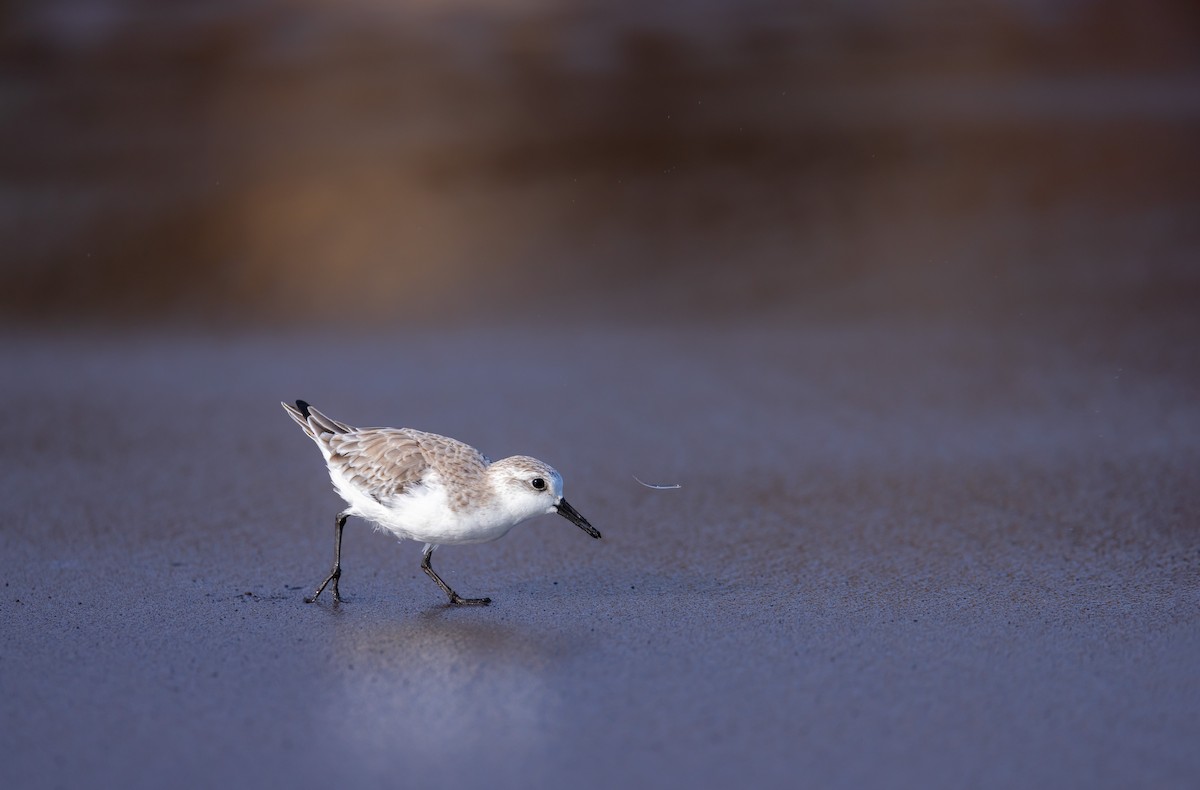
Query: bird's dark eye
xmin=531 ymin=477 xmax=546 ymax=491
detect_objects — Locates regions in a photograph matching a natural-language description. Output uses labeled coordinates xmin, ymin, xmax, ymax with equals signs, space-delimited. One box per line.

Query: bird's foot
xmin=304 ymin=567 xmax=342 ymax=604
xmin=450 ymin=594 xmax=491 ymax=606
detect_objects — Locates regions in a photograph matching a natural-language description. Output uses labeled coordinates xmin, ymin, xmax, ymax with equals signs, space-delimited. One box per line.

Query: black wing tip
xmin=295 ymin=399 xmax=312 ymax=417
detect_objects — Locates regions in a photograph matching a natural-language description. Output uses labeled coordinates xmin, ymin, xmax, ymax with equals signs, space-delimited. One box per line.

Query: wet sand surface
xmin=4 ymin=3 xmax=1200 ymax=786
xmin=2 ymin=312 xmax=1197 ymax=789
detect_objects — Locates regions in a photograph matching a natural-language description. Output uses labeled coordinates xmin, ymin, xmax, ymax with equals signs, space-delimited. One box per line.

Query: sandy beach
xmin=2 ymin=308 xmax=1197 ymax=788
xmin=3 ymin=2 xmax=1199 ymax=787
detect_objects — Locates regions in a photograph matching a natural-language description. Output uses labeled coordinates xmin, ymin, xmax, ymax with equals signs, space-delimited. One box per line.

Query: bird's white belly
xmin=330 ymin=471 xmax=518 ymax=546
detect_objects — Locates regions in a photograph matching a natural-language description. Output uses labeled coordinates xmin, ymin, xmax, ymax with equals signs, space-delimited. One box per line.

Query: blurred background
xmin=3 ymin=0 xmax=1198 ymax=328
xmin=4 ymin=5 xmax=1200 ymax=788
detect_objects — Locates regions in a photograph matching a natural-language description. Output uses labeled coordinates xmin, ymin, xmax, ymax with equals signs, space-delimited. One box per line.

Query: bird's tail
xmin=280 ymin=400 xmax=355 ymax=443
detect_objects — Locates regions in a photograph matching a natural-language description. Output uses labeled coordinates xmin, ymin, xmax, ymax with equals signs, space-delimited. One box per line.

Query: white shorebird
xmin=281 ymin=400 xmax=600 ymax=606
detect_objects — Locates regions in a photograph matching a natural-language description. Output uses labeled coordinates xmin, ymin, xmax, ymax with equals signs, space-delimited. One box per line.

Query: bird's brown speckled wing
xmin=325 ymin=428 xmax=488 ymax=507
xmin=326 ymin=429 xmax=429 ymax=503
xmin=411 ymin=432 xmax=492 ymax=510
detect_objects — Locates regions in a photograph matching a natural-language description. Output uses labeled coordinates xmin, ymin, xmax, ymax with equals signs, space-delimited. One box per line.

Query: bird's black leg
xmin=421 ymin=544 xmax=490 ymax=606
xmin=306 ymin=511 xmax=349 ymax=604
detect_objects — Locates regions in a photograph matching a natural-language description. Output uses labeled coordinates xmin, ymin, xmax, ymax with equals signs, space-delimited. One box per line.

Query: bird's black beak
xmin=556 ymin=498 xmax=601 ymax=539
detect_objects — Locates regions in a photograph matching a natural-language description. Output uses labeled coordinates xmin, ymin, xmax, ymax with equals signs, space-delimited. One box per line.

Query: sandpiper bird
xmin=281 ymin=400 xmax=600 ymax=606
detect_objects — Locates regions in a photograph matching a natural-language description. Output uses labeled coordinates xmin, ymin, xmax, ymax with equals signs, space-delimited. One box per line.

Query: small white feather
xmin=633 ymin=476 xmax=681 ymax=490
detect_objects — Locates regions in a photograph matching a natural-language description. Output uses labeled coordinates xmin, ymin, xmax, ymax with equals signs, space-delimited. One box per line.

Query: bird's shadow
xmin=297 ymin=560 xmax=743 ymax=670
xmin=308 ymin=594 xmax=594 ymax=669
